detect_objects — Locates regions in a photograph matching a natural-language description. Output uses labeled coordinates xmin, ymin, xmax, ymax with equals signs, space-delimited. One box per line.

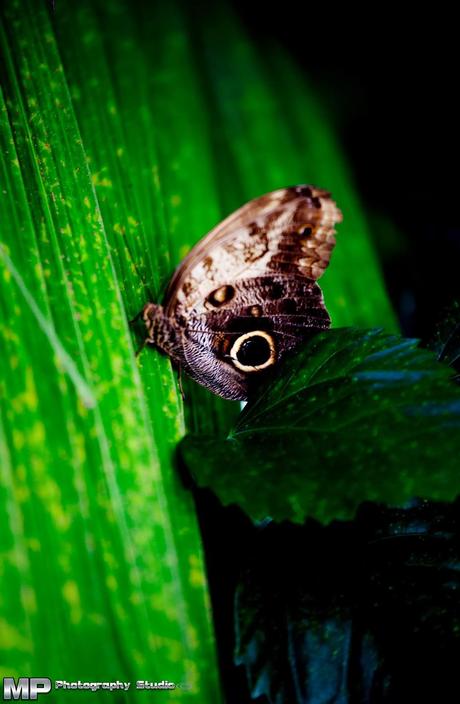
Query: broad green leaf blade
xmin=0 ymin=2 xmax=219 ymax=699
xmin=181 ymin=328 xmax=460 ymax=525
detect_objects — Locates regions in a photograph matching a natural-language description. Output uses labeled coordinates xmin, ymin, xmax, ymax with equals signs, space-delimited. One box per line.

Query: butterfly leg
xmin=131 ymin=303 xmax=160 ymax=356
xmin=134 ymin=338 xmax=150 ymax=358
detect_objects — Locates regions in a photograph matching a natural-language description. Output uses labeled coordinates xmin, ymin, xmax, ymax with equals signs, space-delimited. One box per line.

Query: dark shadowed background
xmin=227 ymin=2 xmax=459 ymax=339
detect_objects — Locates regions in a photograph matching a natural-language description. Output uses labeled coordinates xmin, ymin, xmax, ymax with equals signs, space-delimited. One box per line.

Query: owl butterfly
xmin=142 ymin=185 xmax=342 ymax=400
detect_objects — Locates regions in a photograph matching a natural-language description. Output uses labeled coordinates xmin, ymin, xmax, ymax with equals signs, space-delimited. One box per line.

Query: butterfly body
xmin=143 ymin=186 xmax=342 ymax=400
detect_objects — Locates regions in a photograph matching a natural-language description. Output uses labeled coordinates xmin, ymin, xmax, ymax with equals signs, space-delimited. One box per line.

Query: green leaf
xmin=0 ymin=2 xmax=220 ymax=699
xmin=427 ymin=301 xmax=460 ymax=377
xmin=181 ymin=328 xmax=460 ymax=525
xmin=1 ymin=0 xmax=399 ymax=698
xmin=235 ymin=501 xmax=460 ymax=704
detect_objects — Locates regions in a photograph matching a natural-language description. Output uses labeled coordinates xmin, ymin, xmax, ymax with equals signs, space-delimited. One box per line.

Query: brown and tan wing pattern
xmin=179 ymin=274 xmax=331 ymax=399
xmin=146 ymin=185 xmax=342 ymax=399
xmin=164 ymin=185 xmax=342 ymax=319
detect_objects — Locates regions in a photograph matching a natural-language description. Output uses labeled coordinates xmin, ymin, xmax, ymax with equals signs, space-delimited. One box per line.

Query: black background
xmin=228 ymin=2 xmax=459 ymax=340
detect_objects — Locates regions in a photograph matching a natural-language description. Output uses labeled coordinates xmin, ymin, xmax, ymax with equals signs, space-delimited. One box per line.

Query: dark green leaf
xmin=426 ymin=301 xmax=460 ymax=377
xmin=235 ymin=500 xmax=460 ymax=704
xmin=180 ymin=328 xmax=460 ymax=525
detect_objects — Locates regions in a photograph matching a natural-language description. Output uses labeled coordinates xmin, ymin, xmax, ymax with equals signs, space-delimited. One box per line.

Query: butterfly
xmin=141 ymin=185 xmax=342 ymax=400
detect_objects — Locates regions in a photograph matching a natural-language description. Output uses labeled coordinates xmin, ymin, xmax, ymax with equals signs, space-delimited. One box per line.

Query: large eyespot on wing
xmin=163 ymin=185 xmax=342 ymax=320
xmin=180 ymin=273 xmax=332 ymax=399
xmin=229 ymin=331 xmax=276 ymax=372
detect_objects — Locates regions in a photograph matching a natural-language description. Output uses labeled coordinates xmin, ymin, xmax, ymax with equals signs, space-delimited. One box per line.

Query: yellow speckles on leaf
xmin=11 ymin=367 xmax=39 ymax=413
xmin=110 ymin=354 xmax=125 ymax=378
xmin=108 ymin=102 xmax=117 ymax=116
xmin=21 ymin=585 xmax=37 ymax=614
xmin=0 ymin=619 xmax=33 ymax=654
xmin=3 ymin=267 xmax=11 ymax=283
xmin=92 ymin=172 xmax=113 ymax=188
xmin=39 ymin=221 xmax=50 ymax=243
xmin=116 ymin=147 xmax=124 ymax=158
xmin=130 ymin=649 xmax=145 ymax=667
xmin=188 ymin=554 xmax=205 ymax=589
xmin=59 ymin=224 xmax=72 ymax=236
xmin=151 ymin=164 xmax=160 ymax=189
xmin=186 ymin=624 xmax=199 ymax=650
xmin=73 ymin=435 xmax=87 ymax=467
xmin=76 ymin=397 xmax=90 ymax=420
xmin=83 ymin=328 xmax=94 ymax=344
xmin=62 ymin=580 xmax=82 ymax=624
xmin=105 ymin=574 xmax=118 ymax=592
xmin=113 ymin=222 xmax=126 ymax=236
xmin=147 ymin=635 xmax=183 ymax=663
xmin=182 ymin=661 xmax=199 ymax=691
xmin=33 ymin=262 xmax=44 ymax=281
xmin=83 ymin=196 xmax=91 ymax=209
xmin=16 ymin=465 xmax=26 ymax=483
xmin=148 ymin=599 xmax=178 ymax=625
xmin=88 ymin=612 xmax=105 ymax=626
xmin=12 ymin=429 xmax=25 ymax=451
xmin=127 ymin=215 xmax=139 ymax=228
xmin=170 ymin=194 xmax=181 ymax=207
xmin=27 ymin=537 xmax=41 ymax=552
xmin=15 ymin=484 xmax=30 ymax=503
xmin=129 ymin=592 xmax=142 ymax=606
xmin=47 ymin=498 xmax=71 ymax=533
xmin=178 ymin=244 xmax=190 ymax=260
xmin=29 ymin=421 xmax=46 ymax=446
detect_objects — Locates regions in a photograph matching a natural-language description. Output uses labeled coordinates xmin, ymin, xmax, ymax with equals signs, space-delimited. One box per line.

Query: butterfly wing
xmin=158 ymin=185 xmax=342 ymax=400
xmin=165 ymin=185 xmax=341 ymax=319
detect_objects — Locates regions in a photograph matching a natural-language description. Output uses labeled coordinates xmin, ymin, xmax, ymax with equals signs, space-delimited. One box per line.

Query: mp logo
xmin=2 ymin=678 xmax=51 ymax=700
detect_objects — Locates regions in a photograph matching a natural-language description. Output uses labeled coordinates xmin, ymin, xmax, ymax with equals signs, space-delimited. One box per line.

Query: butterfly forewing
xmin=165 ymin=185 xmax=341 ymax=317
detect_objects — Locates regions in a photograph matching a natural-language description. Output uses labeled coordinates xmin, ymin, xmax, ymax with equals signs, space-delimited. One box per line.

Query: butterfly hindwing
xmin=181 ymin=274 xmax=331 ymax=399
